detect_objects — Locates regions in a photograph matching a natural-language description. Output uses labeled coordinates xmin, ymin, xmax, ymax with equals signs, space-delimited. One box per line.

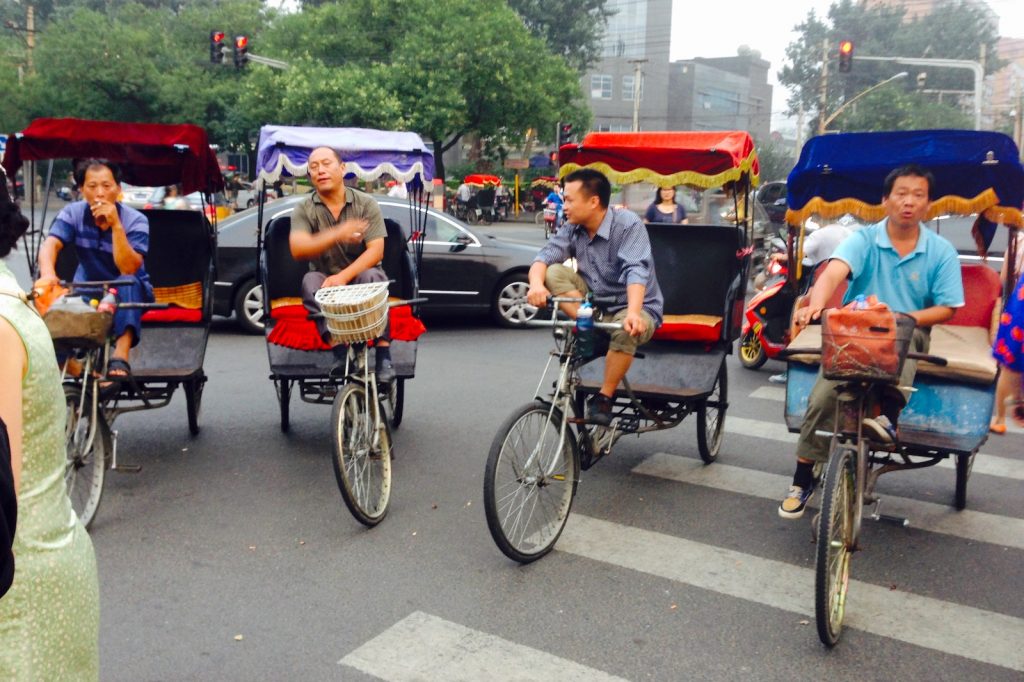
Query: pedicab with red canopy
xmin=2 ymin=117 xmax=224 ymax=527
xmin=254 ymin=124 xmax=430 ymax=526
xmin=483 ymin=130 xmax=758 ymax=563
xmin=779 ymin=129 xmax=1023 ymax=646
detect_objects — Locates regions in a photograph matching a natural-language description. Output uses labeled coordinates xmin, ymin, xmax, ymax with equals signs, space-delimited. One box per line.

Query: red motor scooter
xmin=739 ymin=240 xmax=795 ymax=369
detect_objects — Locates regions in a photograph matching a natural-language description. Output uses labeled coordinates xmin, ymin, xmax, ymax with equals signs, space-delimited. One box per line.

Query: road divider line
xmin=633 ymin=454 xmax=1024 ymax=550
xmin=559 ymin=515 xmax=1024 ymax=672
xmin=725 ymin=415 xmax=1024 ymax=481
xmin=339 ymin=610 xmax=629 ymax=682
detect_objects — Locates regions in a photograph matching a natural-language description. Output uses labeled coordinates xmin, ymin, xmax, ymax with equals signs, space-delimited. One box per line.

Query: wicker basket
xmin=821 ymin=308 xmax=915 ymax=383
xmin=314 ymin=281 xmax=390 ymax=345
xmin=43 ymin=296 xmax=112 ymax=348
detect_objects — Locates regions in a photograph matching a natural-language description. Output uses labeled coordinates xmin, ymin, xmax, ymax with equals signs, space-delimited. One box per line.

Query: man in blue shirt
xmin=528 ymin=168 xmax=663 ymax=426
xmin=779 ymin=164 xmax=964 ymax=519
xmin=35 ymin=159 xmax=153 ymax=379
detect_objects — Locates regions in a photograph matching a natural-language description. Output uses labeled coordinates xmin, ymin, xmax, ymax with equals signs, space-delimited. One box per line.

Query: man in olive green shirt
xmin=290 ymin=146 xmax=394 ymax=382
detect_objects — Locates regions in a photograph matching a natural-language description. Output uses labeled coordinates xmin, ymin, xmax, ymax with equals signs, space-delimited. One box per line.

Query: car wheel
xmin=491 ymin=274 xmax=539 ymax=328
xmin=234 ymin=279 xmax=265 ymax=335
xmin=246 ymin=198 xmax=256 ymax=208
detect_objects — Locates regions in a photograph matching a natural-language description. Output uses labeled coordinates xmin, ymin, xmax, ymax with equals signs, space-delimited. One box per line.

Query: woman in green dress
xmin=0 ymin=173 xmax=99 ymax=679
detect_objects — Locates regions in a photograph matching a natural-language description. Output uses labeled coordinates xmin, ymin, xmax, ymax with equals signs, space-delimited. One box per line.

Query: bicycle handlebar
xmin=776 ymin=347 xmax=948 ymax=367
xmin=525 ymin=318 xmax=624 ymax=332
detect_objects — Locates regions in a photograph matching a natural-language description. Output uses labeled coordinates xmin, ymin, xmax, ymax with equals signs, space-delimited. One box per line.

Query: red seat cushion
xmin=947 ymin=263 xmax=1000 ymax=329
xmin=141 ymin=307 xmax=203 ymax=323
xmin=652 ymin=314 xmax=722 ymax=343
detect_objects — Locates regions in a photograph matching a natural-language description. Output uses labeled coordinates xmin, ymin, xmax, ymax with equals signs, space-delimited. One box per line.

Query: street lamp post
xmin=822 ymin=72 xmax=909 ymax=131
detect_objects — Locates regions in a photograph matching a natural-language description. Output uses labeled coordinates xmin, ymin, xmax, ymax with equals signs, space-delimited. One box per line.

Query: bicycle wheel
xmin=331 ymin=383 xmax=392 ymax=526
xmin=63 ymin=385 xmax=111 ymax=529
xmin=484 ymin=401 xmax=579 ymax=563
xmin=696 ymin=359 xmax=728 ymax=463
xmin=815 ymin=444 xmax=857 ymax=647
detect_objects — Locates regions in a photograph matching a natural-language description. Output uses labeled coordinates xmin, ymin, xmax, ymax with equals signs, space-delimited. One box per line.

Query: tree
xmin=829 ymin=88 xmax=971 ymax=132
xmin=506 ymin=0 xmax=613 ymax=73
xmin=756 ymin=138 xmax=797 ymax=183
xmin=250 ymin=0 xmax=587 ymax=180
xmin=779 ymin=0 xmax=1001 ymax=134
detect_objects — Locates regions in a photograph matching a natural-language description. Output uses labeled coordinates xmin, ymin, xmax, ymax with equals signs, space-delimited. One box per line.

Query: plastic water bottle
xmin=852 ymin=294 xmax=867 ymax=310
xmin=97 ymin=288 xmax=118 ymax=314
xmin=576 ymin=301 xmax=595 ymax=357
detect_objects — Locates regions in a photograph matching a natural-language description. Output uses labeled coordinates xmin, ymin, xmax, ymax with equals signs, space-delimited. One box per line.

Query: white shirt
xmin=803 ymin=223 xmax=852 ymax=266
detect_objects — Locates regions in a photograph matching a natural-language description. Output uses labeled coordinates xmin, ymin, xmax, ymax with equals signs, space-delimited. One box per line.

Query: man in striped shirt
xmin=528 ymin=169 xmax=663 ymax=426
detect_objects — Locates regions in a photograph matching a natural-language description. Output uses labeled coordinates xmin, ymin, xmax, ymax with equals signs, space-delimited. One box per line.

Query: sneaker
xmin=862 ymin=415 xmax=897 ymax=444
xmin=778 ymin=484 xmax=815 ymax=520
xmin=586 ymin=394 xmax=613 ymax=427
xmin=768 ymin=372 xmax=787 ymax=384
xmin=375 ymin=358 xmax=396 ymax=384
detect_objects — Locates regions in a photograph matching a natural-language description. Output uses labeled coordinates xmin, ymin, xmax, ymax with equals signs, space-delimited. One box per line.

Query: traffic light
xmin=558 ymin=123 xmax=574 ymax=147
xmin=233 ymin=35 xmax=248 ymax=69
xmin=838 ymin=40 xmax=854 ymax=73
xmin=209 ymin=30 xmax=225 ymax=64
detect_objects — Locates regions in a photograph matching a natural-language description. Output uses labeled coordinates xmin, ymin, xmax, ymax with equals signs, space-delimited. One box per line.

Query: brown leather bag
xmin=821 ymin=301 xmax=914 ymax=383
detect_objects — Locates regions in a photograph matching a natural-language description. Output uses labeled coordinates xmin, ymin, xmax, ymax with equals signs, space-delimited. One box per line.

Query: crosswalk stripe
xmin=633 ymin=454 xmax=1024 ymax=550
xmin=558 ymin=514 xmax=1024 ymax=672
xmin=726 ymin=415 xmax=1024 ymax=482
xmin=750 ymin=386 xmax=786 ymax=402
xmin=339 ymin=611 xmax=629 ymax=681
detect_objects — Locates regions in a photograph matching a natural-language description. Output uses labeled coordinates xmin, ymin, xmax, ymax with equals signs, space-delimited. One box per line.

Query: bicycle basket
xmin=43 ymin=296 xmax=112 ymax=348
xmin=821 ymin=308 xmax=915 ymax=383
xmin=314 ymin=281 xmax=390 ymax=345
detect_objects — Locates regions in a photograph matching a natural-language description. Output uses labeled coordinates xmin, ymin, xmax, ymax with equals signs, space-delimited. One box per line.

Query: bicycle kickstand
xmin=109 ymin=429 xmax=142 ymax=473
xmin=869 ymin=498 xmax=909 ymax=527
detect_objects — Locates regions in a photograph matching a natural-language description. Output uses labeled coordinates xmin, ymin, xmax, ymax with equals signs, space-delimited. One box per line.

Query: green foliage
xmin=755 ymin=139 xmax=797 ymax=183
xmin=507 ymin=0 xmax=613 ymax=73
xmin=829 ymin=88 xmax=971 ymax=132
xmin=779 ymin=0 xmax=1000 ymax=133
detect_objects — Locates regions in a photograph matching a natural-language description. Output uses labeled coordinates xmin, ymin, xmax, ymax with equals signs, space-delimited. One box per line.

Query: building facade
xmin=667 ymin=53 xmax=773 ymax=143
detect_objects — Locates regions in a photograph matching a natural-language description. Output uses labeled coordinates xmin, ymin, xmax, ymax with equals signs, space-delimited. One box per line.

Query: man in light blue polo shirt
xmin=779 ymin=164 xmax=964 ymax=519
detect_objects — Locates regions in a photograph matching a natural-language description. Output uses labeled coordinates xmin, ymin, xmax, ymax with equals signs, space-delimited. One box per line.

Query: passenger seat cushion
xmin=652 ymin=314 xmax=722 ymax=343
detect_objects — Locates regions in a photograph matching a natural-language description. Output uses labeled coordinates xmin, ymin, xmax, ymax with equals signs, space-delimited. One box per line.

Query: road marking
xmin=726 ymin=415 xmax=1024 ymax=481
xmin=750 ymin=386 xmax=786 ymax=402
xmin=339 ymin=611 xmax=629 ymax=682
xmin=633 ymin=454 xmax=1024 ymax=549
xmin=558 ymin=514 xmax=1024 ymax=672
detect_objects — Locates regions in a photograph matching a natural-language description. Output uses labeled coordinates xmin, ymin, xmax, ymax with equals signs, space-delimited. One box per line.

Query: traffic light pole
xmin=817 ymin=39 xmax=830 ymax=135
xmin=852 ymin=55 xmax=983 ymax=130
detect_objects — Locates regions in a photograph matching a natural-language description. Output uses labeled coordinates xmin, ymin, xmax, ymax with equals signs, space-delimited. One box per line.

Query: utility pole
xmin=628 ymin=58 xmax=647 ymax=132
xmin=25 ymin=3 xmax=34 ymax=75
xmin=817 ymin=38 xmax=830 ymax=135
xmin=795 ymin=103 xmax=805 ymax=153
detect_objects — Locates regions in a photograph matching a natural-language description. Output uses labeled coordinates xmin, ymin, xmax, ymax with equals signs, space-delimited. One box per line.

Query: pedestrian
xmin=0 ymin=168 xmax=100 ymax=678
xmin=163 ymin=184 xmax=189 ymax=210
xmin=289 ymin=146 xmax=395 ymax=382
xmin=989 ymin=228 xmax=1024 ymax=434
xmin=780 ymin=165 xmax=963 ymax=519
xmin=527 ymin=168 xmax=663 ymax=425
xmin=644 ymin=186 xmax=688 ymax=224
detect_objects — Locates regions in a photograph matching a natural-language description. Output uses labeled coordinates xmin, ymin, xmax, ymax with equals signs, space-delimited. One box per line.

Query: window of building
xmin=601 ymin=0 xmax=647 ymax=58
xmin=591 ymin=74 xmax=613 ymax=100
xmin=699 ymin=87 xmax=740 ymax=114
xmin=622 ymin=75 xmax=644 ymax=101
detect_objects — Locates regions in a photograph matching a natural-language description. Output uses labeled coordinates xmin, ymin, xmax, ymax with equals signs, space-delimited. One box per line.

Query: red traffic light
xmin=235 ymin=35 xmax=248 ymax=49
xmin=838 ymin=40 xmax=854 ymax=72
xmin=211 ymin=31 xmax=225 ymax=43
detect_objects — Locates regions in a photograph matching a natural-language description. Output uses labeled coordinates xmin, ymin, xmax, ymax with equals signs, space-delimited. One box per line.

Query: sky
xmin=668 ymin=0 xmax=1024 ymax=131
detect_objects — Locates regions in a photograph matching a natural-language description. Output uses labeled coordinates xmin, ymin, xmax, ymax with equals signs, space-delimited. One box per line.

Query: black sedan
xmin=213 ymin=194 xmax=542 ymax=333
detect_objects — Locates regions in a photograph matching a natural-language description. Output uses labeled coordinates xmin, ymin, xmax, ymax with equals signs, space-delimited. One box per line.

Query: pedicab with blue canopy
xmin=483 ymin=131 xmax=759 ymax=563
xmin=254 ymin=124 xmax=431 ymax=526
xmin=2 ymin=117 xmax=225 ymax=527
xmin=780 ymin=129 xmax=1023 ymax=645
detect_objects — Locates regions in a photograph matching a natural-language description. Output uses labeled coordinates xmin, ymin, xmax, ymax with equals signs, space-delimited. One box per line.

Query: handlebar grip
xmin=907 ymin=352 xmax=948 ymax=366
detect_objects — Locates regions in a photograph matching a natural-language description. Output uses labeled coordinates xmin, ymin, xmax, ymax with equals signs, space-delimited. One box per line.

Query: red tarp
xmin=464 ymin=174 xmax=501 ymax=186
xmin=2 ymin=118 xmax=224 ymax=195
xmin=558 ymin=131 xmax=759 ymax=188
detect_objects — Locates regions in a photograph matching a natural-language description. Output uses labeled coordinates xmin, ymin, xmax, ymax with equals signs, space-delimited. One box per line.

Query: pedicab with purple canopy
xmin=254 ymin=125 xmax=432 ymax=526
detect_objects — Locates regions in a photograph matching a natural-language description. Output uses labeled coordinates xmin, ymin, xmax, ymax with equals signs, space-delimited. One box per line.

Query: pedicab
xmin=483 ymin=130 xmax=758 ymax=563
xmin=461 ymin=173 xmax=502 ymax=224
xmin=780 ymin=129 xmax=1023 ymax=646
xmin=254 ymin=125 xmax=430 ymax=526
xmin=2 ymin=117 xmax=224 ymax=527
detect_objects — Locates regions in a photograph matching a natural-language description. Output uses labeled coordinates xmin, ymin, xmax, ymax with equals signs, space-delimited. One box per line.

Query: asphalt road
xmin=74 ymin=310 xmax=1021 ymax=681
xmin=4 ymin=213 xmax=1023 ymax=680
